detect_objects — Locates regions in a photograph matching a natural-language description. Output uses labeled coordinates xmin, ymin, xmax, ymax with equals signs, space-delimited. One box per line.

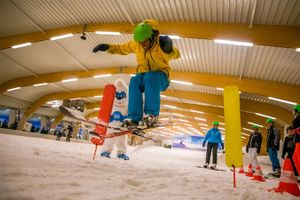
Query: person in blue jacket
xmin=202 ymin=121 xmax=224 ymax=169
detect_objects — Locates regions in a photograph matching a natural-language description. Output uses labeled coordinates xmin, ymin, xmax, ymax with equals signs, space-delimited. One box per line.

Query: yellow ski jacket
xmin=106 ymin=21 xmax=180 ymax=78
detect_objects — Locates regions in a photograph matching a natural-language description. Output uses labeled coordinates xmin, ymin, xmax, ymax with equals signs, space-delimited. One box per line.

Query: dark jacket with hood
xmin=246 ymin=132 xmax=262 ymax=153
xmin=266 ymin=125 xmax=281 ymax=151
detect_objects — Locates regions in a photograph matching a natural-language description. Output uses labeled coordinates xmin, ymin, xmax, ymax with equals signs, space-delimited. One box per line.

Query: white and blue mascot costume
xmin=100 ymin=79 xmax=129 ymax=160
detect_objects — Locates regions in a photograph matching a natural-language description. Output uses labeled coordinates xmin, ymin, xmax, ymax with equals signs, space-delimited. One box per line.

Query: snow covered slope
xmin=0 ymin=133 xmax=297 ymax=200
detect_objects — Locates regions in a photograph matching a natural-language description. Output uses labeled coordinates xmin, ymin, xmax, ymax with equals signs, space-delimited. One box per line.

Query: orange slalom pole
xmin=93 ymin=145 xmax=98 ymax=160
xmin=233 ymin=165 xmax=236 ymax=188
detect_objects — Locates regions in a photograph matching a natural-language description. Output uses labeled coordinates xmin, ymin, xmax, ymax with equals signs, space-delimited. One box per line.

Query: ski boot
xmin=117 ymin=154 xmax=129 ymax=160
xmin=121 ymin=118 xmax=138 ymax=130
xmin=142 ymin=114 xmax=158 ymax=128
xmin=203 ymin=162 xmax=209 ymax=168
xmin=210 ymin=164 xmax=217 ymax=170
xmin=100 ymin=151 xmax=111 ymax=158
xmin=272 ymin=169 xmax=281 ymax=178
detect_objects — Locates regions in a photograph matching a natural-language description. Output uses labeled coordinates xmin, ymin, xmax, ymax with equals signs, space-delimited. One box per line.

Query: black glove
xmin=202 ymin=142 xmax=206 ymax=148
xmin=93 ymin=44 xmax=109 ymax=52
xmin=159 ymin=36 xmax=173 ymax=54
xmin=246 ymin=147 xmax=249 ymax=153
xmin=257 ymin=149 xmax=260 ymax=154
xmin=221 ymin=143 xmax=224 ymax=150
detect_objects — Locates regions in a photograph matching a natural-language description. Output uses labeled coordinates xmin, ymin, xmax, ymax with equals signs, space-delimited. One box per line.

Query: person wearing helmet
xmin=291 ymin=104 xmax=300 ymax=180
xmin=266 ymin=118 xmax=281 ymax=178
xmin=246 ymin=125 xmax=262 ymax=171
xmin=93 ymin=19 xmax=180 ymax=128
xmin=282 ymin=126 xmax=298 ymax=176
xmin=202 ymin=121 xmax=224 ymax=169
xmin=292 ymin=104 xmax=300 ymax=138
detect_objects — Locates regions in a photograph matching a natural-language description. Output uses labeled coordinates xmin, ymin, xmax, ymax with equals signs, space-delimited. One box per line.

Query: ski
xmin=59 ymin=106 xmax=120 ymax=129
xmin=60 ymin=105 xmax=172 ymax=131
xmin=89 ymin=130 xmax=159 ymax=143
xmin=59 ymin=106 xmax=163 ymax=143
xmin=263 ymin=173 xmax=280 ymax=180
xmin=195 ymin=166 xmax=227 ymax=172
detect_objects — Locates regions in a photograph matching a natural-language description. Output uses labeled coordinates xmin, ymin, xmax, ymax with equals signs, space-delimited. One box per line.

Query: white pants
xmin=101 ymin=134 xmax=128 ymax=155
xmin=248 ymin=148 xmax=259 ymax=169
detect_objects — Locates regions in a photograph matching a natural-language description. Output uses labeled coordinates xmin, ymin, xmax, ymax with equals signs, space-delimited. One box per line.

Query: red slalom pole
xmin=93 ymin=145 xmax=98 ymax=160
xmin=233 ymin=165 xmax=236 ymax=188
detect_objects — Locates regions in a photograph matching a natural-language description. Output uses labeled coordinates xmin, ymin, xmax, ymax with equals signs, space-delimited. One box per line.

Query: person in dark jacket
xmin=66 ymin=124 xmax=73 ymax=142
xmin=291 ymin=104 xmax=300 ymax=178
xmin=266 ymin=118 xmax=281 ymax=177
xmin=246 ymin=125 xmax=262 ymax=170
xmin=202 ymin=121 xmax=224 ymax=169
xmin=282 ymin=126 xmax=298 ymax=176
xmin=55 ymin=123 xmax=64 ymax=140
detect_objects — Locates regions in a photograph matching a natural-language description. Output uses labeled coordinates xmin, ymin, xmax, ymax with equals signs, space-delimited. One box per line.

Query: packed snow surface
xmin=0 ymin=133 xmax=298 ymax=200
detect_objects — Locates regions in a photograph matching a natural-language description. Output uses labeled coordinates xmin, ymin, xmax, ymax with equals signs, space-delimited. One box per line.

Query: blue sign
xmin=173 ymin=135 xmax=222 ymax=151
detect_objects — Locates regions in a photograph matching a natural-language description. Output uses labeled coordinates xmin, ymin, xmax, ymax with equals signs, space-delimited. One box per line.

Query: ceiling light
xmin=160 ymin=95 xmax=167 ymax=98
xmin=296 ymin=48 xmax=300 ymax=52
xmin=129 ymin=74 xmax=136 ymax=77
xmin=170 ymin=80 xmax=193 ymax=85
xmin=168 ymin=35 xmax=180 ymax=40
xmin=50 ymin=33 xmax=73 ymax=41
xmin=164 ymin=105 xmax=177 ymax=109
xmin=247 ymin=121 xmax=264 ymax=128
xmin=93 ymin=108 xmax=100 ymax=110
xmin=255 ymin=112 xmax=276 ymax=120
xmin=93 ymin=95 xmax=103 ymax=98
xmin=242 ymin=127 xmax=252 ymax=132
xmin=33 ymin=83 xmax=48 ymax=87
xmin=160 ymin=118 xmax=169 ymax=121
xmin=214 ymin=39 xmax=253 ymax=47
xmin=172 ymin=113 xmax=184 ymax=117
xmin=194 ymin=117 xmax=206 ymax=121
xmin=189 ymin=109 xmax=204 ymax=114
xmin=51 ymin=104 xmax=60 ymax=108
xmin=93 ymin=74 xmax=112 ymax=78
xmin=47 ymin=100 xmax=60 ymax=104
xmin=216 ymin=87 xmax=224 ymax=91
xmin=268 ymin=97 xmax=296 ymax=105
xmin=6 ymin=87 xmax=21 ymax=92
xmin=62 ymin=78 xmax=78 ymax=83
xmin=242 ymin=132 xmax=250 ymax=136
xmin=12 ymin=42 xmax=32 ymax=49
xmin=179 ymin=119 xmax=189 ymax=122
xmin=95 ymin=31 xmax=121 ymax=35
xmin=198 ymin=123 xmax=208 ymax=126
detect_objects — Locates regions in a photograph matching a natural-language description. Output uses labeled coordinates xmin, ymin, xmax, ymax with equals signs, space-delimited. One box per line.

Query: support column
xmin=40 ymin=116 xmax=47 ymax=129
xmin=17 ymin=111 xmax=30 ymax=130
xmin=8 ymin=109 xmax=16 ymax=127
xmin=51 ymin=113 xmax=65 ymax=129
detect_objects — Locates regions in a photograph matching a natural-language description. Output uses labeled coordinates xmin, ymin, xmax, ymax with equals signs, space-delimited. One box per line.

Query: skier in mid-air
xmin=93 ymin=19 xmax=180 ymax=129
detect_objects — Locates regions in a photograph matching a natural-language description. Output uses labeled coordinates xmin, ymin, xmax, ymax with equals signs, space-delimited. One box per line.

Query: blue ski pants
xmin=128 ymin=71 xmax=169 ymax=122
